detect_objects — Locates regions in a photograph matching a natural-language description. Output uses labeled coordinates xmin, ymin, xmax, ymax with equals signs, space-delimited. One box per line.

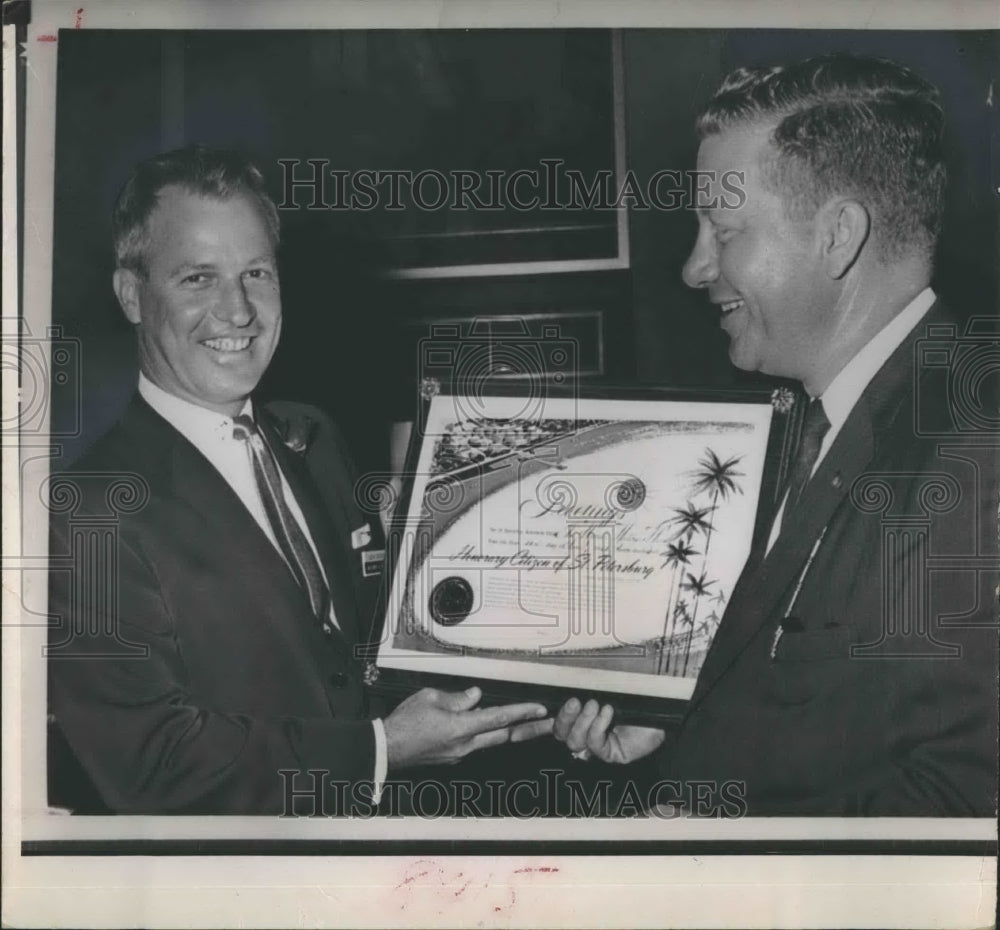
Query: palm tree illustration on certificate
xmin=659 ymin=450 xmax=745 ymax=678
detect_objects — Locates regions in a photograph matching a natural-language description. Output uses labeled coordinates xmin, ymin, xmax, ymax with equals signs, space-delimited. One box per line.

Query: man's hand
xmin=384 ymin=686 xmax=553 ymax=770
xmin=554 ymin=697 xmax=665 ymax=764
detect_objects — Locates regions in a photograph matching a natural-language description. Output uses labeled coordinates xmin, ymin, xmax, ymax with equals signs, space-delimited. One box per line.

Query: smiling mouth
xmin=202 ymin=336 xmax=254 ymax=353
xmin=718 ymin=299 xmax=745 ymax=316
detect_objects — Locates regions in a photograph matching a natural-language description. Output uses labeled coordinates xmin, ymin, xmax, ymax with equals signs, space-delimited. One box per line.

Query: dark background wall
xmin=50 ymin=28 xmax=998 ymax=470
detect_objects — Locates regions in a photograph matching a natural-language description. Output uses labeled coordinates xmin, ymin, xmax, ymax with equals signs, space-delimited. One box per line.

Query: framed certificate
xmin=370 ymin=384 xmax=800 ymax=724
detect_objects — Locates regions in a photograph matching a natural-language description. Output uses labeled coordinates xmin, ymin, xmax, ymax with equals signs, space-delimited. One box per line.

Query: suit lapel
xmin=690 ymin=408 xmax=875 ymax=704
xmin=167 ymin=418 xmax=333 ymax=643
xmin=119 ymin=394 xmax=358 ymax=653
xmin=257 ymin=410 xmax=361 ymax=646
xmin=754 ymin=412 xmax=874 ymax=608
xmin=688 ymin=303 xmax=934 ymax=707
xmin=121 ymin=395 xmax=279 ymax=571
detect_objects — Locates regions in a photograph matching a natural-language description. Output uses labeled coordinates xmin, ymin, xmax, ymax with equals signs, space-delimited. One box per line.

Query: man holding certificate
xmin=47 ymin=146 xmax=552 ymax=814
xmin=553 ymin=54 xmax=999 ymax=816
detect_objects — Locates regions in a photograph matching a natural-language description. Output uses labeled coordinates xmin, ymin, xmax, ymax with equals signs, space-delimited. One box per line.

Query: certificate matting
xmin=374 ymin=388 xmax=793 ymax=722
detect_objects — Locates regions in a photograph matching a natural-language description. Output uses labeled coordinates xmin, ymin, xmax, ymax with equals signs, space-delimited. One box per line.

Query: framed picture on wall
xmin=369 ymin=384 xmax=800 ymax=724
xmin=367 ymin=29 xmax=629 ymax=278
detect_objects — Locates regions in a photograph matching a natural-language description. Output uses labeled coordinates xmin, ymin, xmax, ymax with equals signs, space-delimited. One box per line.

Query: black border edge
xmin=366 ymin=381 xmax=802 ymax=725
xmin=21 ymin=837 xmax=999 ymax=857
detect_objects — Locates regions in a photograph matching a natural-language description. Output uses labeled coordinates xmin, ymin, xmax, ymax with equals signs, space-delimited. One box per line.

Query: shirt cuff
xmin=371 ymin=718 xmax=388 ymax=805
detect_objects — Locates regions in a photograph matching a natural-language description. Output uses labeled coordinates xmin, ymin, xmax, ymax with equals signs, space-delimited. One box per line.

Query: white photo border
xmin=5 ymin=2 xmax=998 ymax=928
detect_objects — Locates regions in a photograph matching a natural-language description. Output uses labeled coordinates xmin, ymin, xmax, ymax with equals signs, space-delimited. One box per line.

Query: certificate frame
xmin=368 ymin=382 xmax=803 ymax=725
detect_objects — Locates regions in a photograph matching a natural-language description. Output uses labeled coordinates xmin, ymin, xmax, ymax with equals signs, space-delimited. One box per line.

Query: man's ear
xmin=820 ymin=199 xmax=870 ymax=279
xmin=112 ymin=268 xmax=143 ymax=325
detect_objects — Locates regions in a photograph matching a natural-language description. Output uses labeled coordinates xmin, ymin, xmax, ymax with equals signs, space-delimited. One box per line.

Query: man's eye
xmin=244 ymin=268 xmax=274 ymax=281
xmin=714 ymin=226 xmax=738 ymax=243
xmin=181 ymin=273 xmax=211 ymax=285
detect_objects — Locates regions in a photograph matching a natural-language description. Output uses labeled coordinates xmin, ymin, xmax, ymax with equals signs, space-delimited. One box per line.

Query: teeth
xmin=204 ymin=337 xmax=252 ymax=352
xmin=720 ymin=300 xmax=744 ymax=313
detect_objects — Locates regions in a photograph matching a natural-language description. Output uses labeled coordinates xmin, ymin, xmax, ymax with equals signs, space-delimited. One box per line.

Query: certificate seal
xmin=429 ymin=576 xmax=475 ymax=626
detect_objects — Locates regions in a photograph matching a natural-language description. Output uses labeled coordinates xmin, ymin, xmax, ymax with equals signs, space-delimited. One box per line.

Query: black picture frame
xmin=366 ymin=382 xmax=802 ymax=726
xmin=377 ymin=30 xmax=629 ymax=279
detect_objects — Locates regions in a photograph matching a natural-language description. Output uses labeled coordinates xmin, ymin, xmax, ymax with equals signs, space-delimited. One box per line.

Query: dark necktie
xmin=232 ymin=414 xmax=330 ymax=622
xmin=784 ymin=398 xmax=831 ymax=512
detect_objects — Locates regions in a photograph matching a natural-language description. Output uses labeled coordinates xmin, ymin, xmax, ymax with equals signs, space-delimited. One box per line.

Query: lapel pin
xmin=351 ymin=524 xmax=372 ymax=549
xmin=831 ymin=473 xmax=843 ymax=490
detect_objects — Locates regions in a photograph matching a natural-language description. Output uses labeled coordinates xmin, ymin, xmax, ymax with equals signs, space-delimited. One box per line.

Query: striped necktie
xmin=232 ymin=414 xmax=330 ymax=622
xmin=784 ymin=398 xmax=831 ymax=511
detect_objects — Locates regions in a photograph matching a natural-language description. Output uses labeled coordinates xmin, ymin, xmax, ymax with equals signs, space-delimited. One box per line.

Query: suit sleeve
xmin=773 ymin=446 xmax=996 ymax=817
xmin=774 ymin=611 xmax=998 ymax=816
xmin=48 ymin=504 xmax=376 ymax=816
xmin=845 ymin=558 xmax=997 ymax=813
xmin=830 ymin=438 xmax=996 ymax=817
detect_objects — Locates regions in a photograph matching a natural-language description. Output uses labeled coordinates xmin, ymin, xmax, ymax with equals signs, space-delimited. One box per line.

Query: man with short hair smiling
xmin=553 ymin=54 xmax=999 ymax=816
xmin=48 ymin=146 xmax=552 ymax=814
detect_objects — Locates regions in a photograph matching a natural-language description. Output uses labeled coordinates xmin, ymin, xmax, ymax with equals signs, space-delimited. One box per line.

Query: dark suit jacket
xmin=662 ymin=303 xmax=999 ymax=815
xmin=48 ymin=394 xmax=384 ymax=814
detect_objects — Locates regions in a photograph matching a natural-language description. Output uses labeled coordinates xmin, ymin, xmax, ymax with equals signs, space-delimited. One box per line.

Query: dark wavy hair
xmin=111 ymin=144 xmax=280 ymax=274
xmin=696 ymin=54 xmax=946 ymax=259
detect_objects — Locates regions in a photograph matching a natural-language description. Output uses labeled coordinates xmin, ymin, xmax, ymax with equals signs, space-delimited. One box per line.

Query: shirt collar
xmin=138 ymin=373 xmax=254 ymax=448
xmin=817 ymin=286 xmax=936 ymax=433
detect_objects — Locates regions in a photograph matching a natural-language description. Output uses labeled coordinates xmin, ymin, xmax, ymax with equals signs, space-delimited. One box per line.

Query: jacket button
xmin=328 ymin=671 xmax=349 ymax=688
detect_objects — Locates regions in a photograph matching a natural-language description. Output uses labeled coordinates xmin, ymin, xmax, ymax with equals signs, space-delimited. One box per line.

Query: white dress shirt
xmin=138 ymin=375 xmax=387 ymax=799
xmin=766 ymin=287 xmax=936 ymax=552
